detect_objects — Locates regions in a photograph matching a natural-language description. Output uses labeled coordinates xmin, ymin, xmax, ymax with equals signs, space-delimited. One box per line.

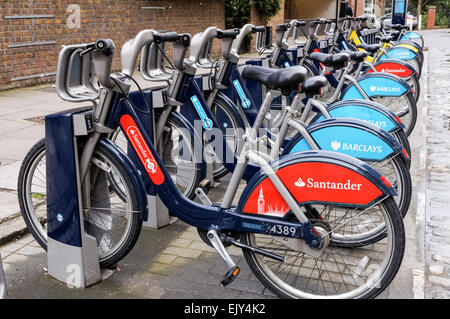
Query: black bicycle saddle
xmin=242 ymin=65 xmax=308 ymax=95
xmin=308 ymin=52 xmax=350 ymax=69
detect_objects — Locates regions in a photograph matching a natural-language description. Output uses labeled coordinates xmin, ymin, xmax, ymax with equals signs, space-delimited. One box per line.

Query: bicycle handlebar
xmin=80 ymin=39 xmax=114 ymax=57
xmin=217 ymin=28 xmax=240 ymax=39
xmin=154 ymin=32 xmax=191 ymax=47
xmin=252 ymin=26 xmax=266 ymax=33
xmin=311 ymin=18 xmax=332 ymax=26
xmin=276 ymin=23 xmax=291 ymax=31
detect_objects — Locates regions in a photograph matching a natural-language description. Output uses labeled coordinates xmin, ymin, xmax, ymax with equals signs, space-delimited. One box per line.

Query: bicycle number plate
xmin=297 ymin=47 xmax=304 ymax=58
xmin=328 ymin=38 xmax=333 ymax=46
xmin=319 ymin=40 xmax=328 ymax=49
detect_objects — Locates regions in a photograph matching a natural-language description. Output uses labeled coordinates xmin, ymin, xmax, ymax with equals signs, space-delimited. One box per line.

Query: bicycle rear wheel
xmin=371 ymin=91 xmax=417 ymax=136
xmin=240 ymin=196 xmax=405 ymax=299
xmin=18 ymin=138 xmax=142 ymax=268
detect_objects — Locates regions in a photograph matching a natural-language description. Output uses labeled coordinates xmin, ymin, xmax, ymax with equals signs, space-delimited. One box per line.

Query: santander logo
xmin=373 ymin=63 xmax=412 ymax=77
xmin=127 ymin=126 xmax=159 ymax=176
xmin=294 ymin=177 xmax=306 ymax=187
xmin=120 ymin=115 xmax=165 ymax=185
xmin=381 ymin=68 xmax=406 ymax=73
xmin=294 ymin=176 xmax=363 ymax=191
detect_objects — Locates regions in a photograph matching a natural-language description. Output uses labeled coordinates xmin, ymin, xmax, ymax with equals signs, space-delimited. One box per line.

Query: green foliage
xmin=223 ymin=0 xmax=254 ymax=29
xmin=254 ymin=0 xmax=282 ymax=21
xmin=408 ymin=0 xmax=450 ymax=26
xmin=223 ymin=0 xmax=282 ymax=29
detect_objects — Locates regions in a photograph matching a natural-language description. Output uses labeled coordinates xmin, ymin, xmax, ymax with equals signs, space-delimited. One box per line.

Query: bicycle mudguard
xmin=394 ymin=40 xmax=422 ymax=53
xmin=366 ymin=59 xmax=418 ymax=78
xmin=282 ymin=118 xmax=407 ymax=162
xmin=98 ymin=138 xmax=149 ymax=221
xmin=340 ymin=72 xmax=410 ymax=99
xmin=310 ymin=99 xmax=405 ymax=133
xmin=215 ymin=92 xmax=248 ymax=129
xmin=237 ymin=150 xmax=396 ymax=217
xmin=302 ymin=58 xmax=320 ymax=76
xmin=378 ymin=46 xmax=419 ymax=61
xmin=401 ymin=32 xmax=423 ymax=41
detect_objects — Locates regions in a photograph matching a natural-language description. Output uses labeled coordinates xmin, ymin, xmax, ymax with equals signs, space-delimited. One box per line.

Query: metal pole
xmin=0 ymin=254 xmax=7 ymax=299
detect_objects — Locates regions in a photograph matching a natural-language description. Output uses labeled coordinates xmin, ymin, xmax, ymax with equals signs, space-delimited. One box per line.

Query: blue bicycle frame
xmin=104 ymin=90 xmax=395 ymax=242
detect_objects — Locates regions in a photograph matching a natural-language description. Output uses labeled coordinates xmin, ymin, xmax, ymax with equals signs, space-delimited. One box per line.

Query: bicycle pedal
xmin=199 ymin=179 xmax=212 ymax=193
xmin=221 ymin=266 xmax=240 ymax=287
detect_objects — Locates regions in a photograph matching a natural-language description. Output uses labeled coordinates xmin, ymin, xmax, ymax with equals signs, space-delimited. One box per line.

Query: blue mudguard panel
xmin=401 ymin=32 xmax=422 ymax=40
xmin=311 ymin=100 xmax=403 ymax=132
xmin=379 ymin=47 xmax=418 ymax=61
xmin=341 ymin=73 xmax=410 ymax=99
xmin=284 ymin=119 xmax=397 ymax=162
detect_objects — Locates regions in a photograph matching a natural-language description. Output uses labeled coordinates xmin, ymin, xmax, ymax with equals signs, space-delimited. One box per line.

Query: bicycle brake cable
xmin=155 ymin=42 xmax=177 ymax=72
xmin=111 ymin=75 xmax=151 ymax=115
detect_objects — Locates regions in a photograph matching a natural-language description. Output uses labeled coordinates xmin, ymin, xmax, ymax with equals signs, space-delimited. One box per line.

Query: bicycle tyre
xmin=240 ymin=196 xmax=405 ymax=299
xmin=18 ymin=138 xmax=143 ymax=268
xmin=371 ymin=91 xmax=417 ymax=137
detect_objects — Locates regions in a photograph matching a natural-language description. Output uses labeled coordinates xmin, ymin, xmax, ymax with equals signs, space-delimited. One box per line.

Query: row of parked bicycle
xmin=17 ymin=15 xmax=424 ymax=298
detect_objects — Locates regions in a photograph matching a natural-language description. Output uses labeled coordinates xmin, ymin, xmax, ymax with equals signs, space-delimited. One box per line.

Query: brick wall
xmin=248 ymin=0 xmax=286 ymax=50
xmin=0 ymin=0 xmax=225 ymax=91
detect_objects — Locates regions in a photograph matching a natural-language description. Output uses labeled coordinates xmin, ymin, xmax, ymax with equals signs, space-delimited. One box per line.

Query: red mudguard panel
xmin=367 ymin=62 xmax=413 ymax=78
xmin=120 ymin=114 xmax=165 ymax=185
xmin=243 ymin=162 xmax=382 ymax=217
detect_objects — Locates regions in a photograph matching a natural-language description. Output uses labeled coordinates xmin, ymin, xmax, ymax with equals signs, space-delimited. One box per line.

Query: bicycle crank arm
xmin=223 ymin=236 xmax=286 ymax=263
xmin=207 ymin=229 xmax=240 ymax=286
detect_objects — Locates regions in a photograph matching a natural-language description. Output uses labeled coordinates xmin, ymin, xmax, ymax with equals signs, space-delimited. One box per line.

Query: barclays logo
xmin=330 ymin=140 xmax=382 ymax=153
xmin=369 ymin=86 xmax=401 ymax=93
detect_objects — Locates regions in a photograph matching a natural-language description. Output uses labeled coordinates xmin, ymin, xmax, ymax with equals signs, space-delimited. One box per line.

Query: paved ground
xmin=0 ymin=29 xmax=449 ymax=299
xmin=420 ymin=29 xmax=450 ymax=298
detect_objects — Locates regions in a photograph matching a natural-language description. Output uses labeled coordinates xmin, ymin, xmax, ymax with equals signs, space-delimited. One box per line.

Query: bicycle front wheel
xmin=18 ymin=138 xmax=142 ymax=268
xmin=110 ymin=113 xmax=203 ymax=199
xmin=240 ymin=196 xmax=405 ymax=299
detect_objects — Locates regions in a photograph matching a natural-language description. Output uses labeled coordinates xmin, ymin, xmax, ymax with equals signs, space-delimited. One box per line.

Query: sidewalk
xmin=0 ymin=85 xmax=73 ymax=244
xmin=0 ymin=30 xmax=448 ymax=298
xmin=421 ymin=29 xmax=450 ymax=298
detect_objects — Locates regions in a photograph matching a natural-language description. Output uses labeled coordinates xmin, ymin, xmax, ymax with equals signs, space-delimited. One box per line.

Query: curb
xmin=0 ymin=215 xmax=29 ymax=247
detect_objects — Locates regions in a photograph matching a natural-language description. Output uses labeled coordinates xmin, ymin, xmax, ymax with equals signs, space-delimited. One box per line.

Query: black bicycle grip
xmin=276 ymin=23 xmax=290 ymax=31
xmin=296 ymin=20 xmax=307 ymax=26
xmin=154 ymin=32 xmax=180 ymax=44
xmin=95 ymin=39 xmax=114 ymax=56
xmin=178 ymin=33 xmax=191 ymax=47
xmin=310 ymin=19 xmax=323 ymax=26
xmin=217 ymin=28 xmax=240 ymax=39
xmin=252 ymin=26 xmax=267 ymax=33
